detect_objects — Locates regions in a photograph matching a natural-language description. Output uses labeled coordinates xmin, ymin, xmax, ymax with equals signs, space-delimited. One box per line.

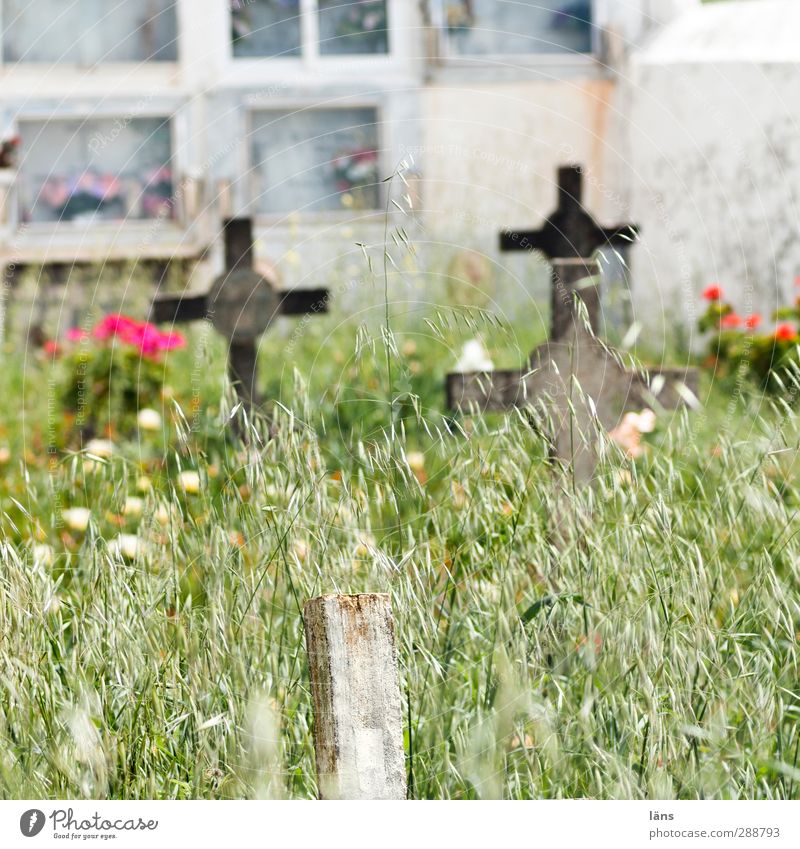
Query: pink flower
xmin=155 ymin=330 xmax=185 ymax=352
xmin=43 ymin=340 xmax=61 ymax=357
xmin=67 ymin=327 xmax=88 ymax=342
xmin=93 ymin=314 xmax=140 ymax=340
xmin=123 ymin=321 xmax=163 ymax=357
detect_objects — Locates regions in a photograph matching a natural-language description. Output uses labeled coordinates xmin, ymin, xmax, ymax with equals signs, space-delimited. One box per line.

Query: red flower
xmin=43 ymin=340 xmax=61 ymax=357
xmin=744 ymin=313 xmax=762 ymax=330
xmin=794 ymin=276 xmax=800 ymax=287
xmin=720 ymin=313 xmax=742 ymax=329
xmin=775 ymin=323 xmax=797 ymax=341
xmin=702 ymin=284 xmax=723 ymax=301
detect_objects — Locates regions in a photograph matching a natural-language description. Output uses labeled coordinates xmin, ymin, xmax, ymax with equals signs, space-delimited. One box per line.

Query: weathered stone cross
xmin=446 ymin=259 xmax=699 ymax=483
xmin=151 ymin=218 xmax=329 ymax=409
xmin=500 ymin=164 xmax=638 ymax=260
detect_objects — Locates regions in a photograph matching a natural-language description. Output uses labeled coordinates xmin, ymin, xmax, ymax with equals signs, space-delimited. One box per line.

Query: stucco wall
xmin=417 ymin=74 xmax=636 ymax=333
xmin=629 ymin=58 xmax=800 ymax=349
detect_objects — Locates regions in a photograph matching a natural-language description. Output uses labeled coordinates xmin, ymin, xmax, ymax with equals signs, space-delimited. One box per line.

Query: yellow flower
xmin=179 ymin=470 xmax=201 ymax=495
xmin=136 ymin=476 xmax=152 ymax=493
xmin=0 ymin=446 xmax=10 ymax=464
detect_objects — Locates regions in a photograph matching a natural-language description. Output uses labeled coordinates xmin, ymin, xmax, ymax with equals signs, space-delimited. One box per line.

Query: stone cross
xmin=500 ymin=164 xmax=638 ymax=259
xmin=446 ymin=259 xmax=698 ymax=483
xmin=151 ymin=218 xmax=329 ymax=409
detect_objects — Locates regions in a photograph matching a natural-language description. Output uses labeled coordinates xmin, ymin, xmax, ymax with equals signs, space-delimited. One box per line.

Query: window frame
xmin=246 ymin=99 xmax=386 ymax=224
xmin=431 ymin=0 xmax=599 ymax=67
xmin=0 ymin=0 xmax=181 ymax=69
xmin=225 ymin=0 xmax=409 ymax=80
xmin=11 ymin=109 xmax=185 ymax=235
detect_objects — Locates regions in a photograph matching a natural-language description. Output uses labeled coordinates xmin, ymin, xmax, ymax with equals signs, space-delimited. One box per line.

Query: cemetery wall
xmin=628 ymin=1 xmax=800 ymax=350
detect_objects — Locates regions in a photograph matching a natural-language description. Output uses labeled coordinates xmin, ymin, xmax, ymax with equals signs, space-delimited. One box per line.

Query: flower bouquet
xmin=331 ymin=146 xmax=379 ymax=208
xmin=0 ymin=135 xmax=19 ymax=169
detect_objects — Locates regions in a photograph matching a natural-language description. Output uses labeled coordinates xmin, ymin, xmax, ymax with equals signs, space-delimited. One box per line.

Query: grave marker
xmin=500 ymin=164 xmax=638 ymax=260
xmin=446 ymin=259 xmax=698 ymax=483
xmin=304 ymin=593 xmax=406 ymax=800
xmin=151 ymin=218 xmax=329 ymax=409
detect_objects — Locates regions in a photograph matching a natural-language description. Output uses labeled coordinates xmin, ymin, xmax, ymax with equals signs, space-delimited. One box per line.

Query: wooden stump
xmin=303 ymin=593 xmax=406 ymax=800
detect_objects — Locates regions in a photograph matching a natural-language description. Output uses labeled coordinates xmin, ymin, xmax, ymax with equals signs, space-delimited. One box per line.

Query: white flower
xmin=85 ymin=439 xmax=114 ymax=459
xmin=455 ymin=339 xmax=494 ymax=373
xmin=111 ymin=534 xmax=145 ymax=560
xmin=179 ymin=470 xmax=201 ymax=495
xmin=63 ymin=507 xmax=91 ymax=533
xmin=609 ymin=410 xmax=656 ymax=459
xmin=32 ymin=543 xmax=55 ymax=567
xmin=406 ymin=451 xmax=426 ymax=472
xmin=137 ymin=408 xmax=163 ymax=432
xmin=293 ymin=539 xmax=309 ymax=563
xmin=155 ymin=503 xmax=176 ymax=527
xmin=123 ymin=496 xmax=144 ymax=518
xmin=136 ymin=476 xmax=152 ymax=493
xmin=632 ymin=408 xmax=657 ymax=434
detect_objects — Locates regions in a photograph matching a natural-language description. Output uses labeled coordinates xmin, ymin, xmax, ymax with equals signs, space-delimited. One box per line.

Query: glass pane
xmin=318 ymin=1 xmax=389 ymax=55
xmin=251 ymin=108 xmax=380 ymax=213
xmin=18 ymin=118 xmax=174 ymax=224
xmin=2 ymin=0 xmax=178 ymax=64
xmin=443 ymin=0 xmax=592 ymax=55
xmin=231 ymin=0 xmax=301 ymax=58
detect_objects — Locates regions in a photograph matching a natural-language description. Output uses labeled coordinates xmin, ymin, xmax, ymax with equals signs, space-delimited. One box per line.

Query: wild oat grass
xmin=0 ymin=306 xmax=798 ymax=800
xmin=0 ymin=173 xmax=798 ymax=798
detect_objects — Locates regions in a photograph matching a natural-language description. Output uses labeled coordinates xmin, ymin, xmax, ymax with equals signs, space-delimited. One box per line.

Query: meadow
xmin=0 ymin=274 xmax=799 ymax=801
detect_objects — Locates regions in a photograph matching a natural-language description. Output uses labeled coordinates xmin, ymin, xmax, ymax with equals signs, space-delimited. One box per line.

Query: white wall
xmin=629 ymin=33 xmax=800 ymax=348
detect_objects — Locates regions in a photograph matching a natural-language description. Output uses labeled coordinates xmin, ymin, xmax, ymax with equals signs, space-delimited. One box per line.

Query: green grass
xmin=0 ymin=19 xmax=788 ymax=806
xmin=0 ymin=240 xmax=799 ymax=799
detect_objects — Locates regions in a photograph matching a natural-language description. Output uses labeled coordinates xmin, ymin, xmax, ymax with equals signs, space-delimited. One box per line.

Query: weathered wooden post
xmin=303 ymin=593 xmax=406 ymax=800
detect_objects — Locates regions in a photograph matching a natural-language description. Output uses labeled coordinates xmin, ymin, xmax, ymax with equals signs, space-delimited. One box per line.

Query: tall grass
xmin=0 ymin=193 xmax=798 ymax=798
xmin=0 ymin=325 xmax=798 ymax=799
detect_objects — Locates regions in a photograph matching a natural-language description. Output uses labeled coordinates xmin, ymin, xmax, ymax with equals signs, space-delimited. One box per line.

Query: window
xmin=18 ymin=118 xmax=174 ymax=224
xmin=440 ymin=1 xmax=592 ymax=56
xmin=231 ymin=0 xmax=389 ymax=58
xmin=231 ymin=0 xmax=302 ymax=58
xmin=2 ymin=0 xmax=178 ymax=64
xmin=251 ymin=108 xmax=380 ymax=214
xmin=318 ymin=1 xmax=389 ymax=55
